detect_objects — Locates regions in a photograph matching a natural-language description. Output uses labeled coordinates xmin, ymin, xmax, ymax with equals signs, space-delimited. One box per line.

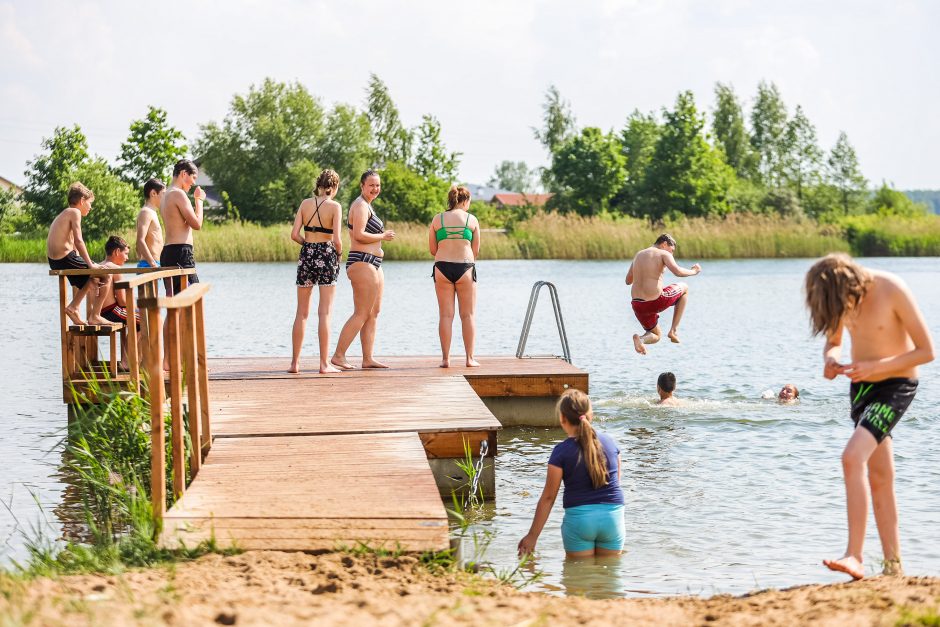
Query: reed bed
xmin=5 ymin=213 xmax=939 ymax=263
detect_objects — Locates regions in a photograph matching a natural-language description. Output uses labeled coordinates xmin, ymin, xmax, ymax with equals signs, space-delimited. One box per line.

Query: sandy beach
xmin=1 ymin=550 xmax=938 ymax=626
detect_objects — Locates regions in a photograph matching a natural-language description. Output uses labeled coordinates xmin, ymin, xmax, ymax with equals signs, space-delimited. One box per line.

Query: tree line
xmin=2 ymin=76 xmax=929 ymax=240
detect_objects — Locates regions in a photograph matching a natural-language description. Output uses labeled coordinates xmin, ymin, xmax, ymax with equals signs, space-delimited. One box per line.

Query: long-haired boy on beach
xmin=518 ymin=389 xmax=625 ymax=558
xmin=805 ymin=253 xmax=934 ymax=579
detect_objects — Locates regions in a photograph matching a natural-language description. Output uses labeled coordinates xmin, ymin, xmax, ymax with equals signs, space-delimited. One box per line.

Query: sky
xmin=1 ymin=0 xmax=938 ymax=189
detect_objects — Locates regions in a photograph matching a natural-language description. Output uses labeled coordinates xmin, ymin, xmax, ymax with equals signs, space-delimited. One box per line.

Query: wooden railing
xmin=137 ymin=282 xmax=212 ymax=520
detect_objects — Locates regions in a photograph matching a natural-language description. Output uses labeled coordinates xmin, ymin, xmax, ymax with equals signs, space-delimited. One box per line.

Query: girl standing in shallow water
xmin=518 ymin=389 xmax=625 ymax=558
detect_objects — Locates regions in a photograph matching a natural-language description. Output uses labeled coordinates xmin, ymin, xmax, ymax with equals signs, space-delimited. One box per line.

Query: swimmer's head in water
xmin=657 ymin=372 xmax=676 ymax=395
xmin=805 ymin=253 xmax=873 ymax=337
xmin=778 ymin=384 xmax=799 ymax=402
xmin=654 ymin=233 xmax=677 ymax=252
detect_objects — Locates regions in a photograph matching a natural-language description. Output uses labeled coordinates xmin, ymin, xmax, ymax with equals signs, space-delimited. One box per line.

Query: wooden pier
xmin=51 ymin=269 xmax=588 ymax=553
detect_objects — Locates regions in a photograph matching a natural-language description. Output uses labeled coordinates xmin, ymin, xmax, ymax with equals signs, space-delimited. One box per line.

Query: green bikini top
xmin=435 ymin=212 xmax=473 ymax=243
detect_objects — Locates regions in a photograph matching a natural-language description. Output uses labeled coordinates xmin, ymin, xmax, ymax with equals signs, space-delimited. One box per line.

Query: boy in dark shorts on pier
xmin=160 ymin=160 xmax=205 ymax=295
xmin=805 ymin=253 xmax=934 ymax=580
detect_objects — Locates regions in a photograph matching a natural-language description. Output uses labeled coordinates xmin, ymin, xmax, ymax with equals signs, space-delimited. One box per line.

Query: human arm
xmin=176 ymin=188 xmax=205 ymax=230
xmin=625 ymin=262 xmax=634 ymax=285
xmin=470 ymin=216 xmax=481 ymax=260
xmin=290 ymin=203 xmax=306 ymax=245
xmin=348 ymin=203 xmax=394 ymax=245
xmin=428 ymin=216 xmax=438 ymax=256
xmin=663 ymin=253 xmax=701 ymax=278
xmin=114 ymin=273 xmax=127 ymax=307
xmin=331 ymin=203 xmax=343 ymax=255
xmin=843 ymin=278 xmax=936 ymax=382
xmin=823 ymin=327 xmax=847 ymax=380
xmin=517 ymin=464 xmax=563 ymax=556
xmin=70 ymin=211 xmax=98 ymax=268
xmin=135 ymin=211 xmax=158 ymax=266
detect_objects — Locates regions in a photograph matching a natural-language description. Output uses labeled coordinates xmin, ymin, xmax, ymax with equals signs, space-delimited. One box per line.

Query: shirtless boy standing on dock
xmin=46 ymin=182 xmax=108 ymax=325
xmin=160 ymin=160 xmax=205 ymax=294
xmin=136 ymin=178 xmax=165 ymax=268
xmin=626 ymin=234 xmax=701 ymax=354
xmin=805 ymin=253 xmax=934 ymax=579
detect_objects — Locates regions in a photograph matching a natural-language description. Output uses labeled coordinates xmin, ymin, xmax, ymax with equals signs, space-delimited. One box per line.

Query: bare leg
xmin=868 ymin=437 xmax=901 ymax=574
xmin=317 ymin=285 xmax=340 ymax=373
xmin=667 ymin=284 xmax=689 ymax=343
xmin=824 ymin=426 xmax=879 ymax=580
xmin=433 ymin=270 xmax=456 ymax=368
xmin=332 ymin=263 xmax=379 ymax=370
xmin=65 ymin=283 xmax=91 ymax=325
xmin=454 ymin=270 xmax=479 ymax=367
xmin=632 ymin=326 xmax=661 ymax=355
xmin=361 ymin=267 xmax=388 ymax=368
xmin=289 ymin=286 xmax=313 ymax=373
xmin=87 ymin=277 xmax=112 ymax=326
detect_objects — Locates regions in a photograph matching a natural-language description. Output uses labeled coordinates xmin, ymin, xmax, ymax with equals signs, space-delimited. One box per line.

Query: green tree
xmin=194 ymin=79 xmax=326 ymax=223
xmin=372 ymin=161 xmax=449 ymax=223
xmin=487 ymin=160 xmax=536 ymax=192
xmin=750 ymin=81 xmax=788 ymax=186
xmin=71 ymin=159 xmax=139 ymax=240
xmin=117 ymin=106 xmax=188 ymax=187
xmin=320 ymin=104 xmax=372 ymax=188
xmin=366 ymin=74 xmax=412 ymax=165
xmin=712 ymin=83 xmax=756 ymax=179
xmin=22 ymin=125 xmax=90 ymax=229
xmin=616 ymin=110 xmax=660 ymax=215
xmin=780 ymin=105 xmax=822 ymax=203
xmin=549 ymin=127 xmax=625 ymax=216
xmin=0 ymin=187 xmax=21 ymax=233
xmin=639 ymin=91 xmax=736 ymax=220
xmin=826 ymin=131 xmax=868 ymax=215
xmin=868 ymin=182 xmax=927 ymax=217
xmin=411 ymin=114 xmax=460 ymax=182
xmin=534 ymin=85 xmax=576 ymax=189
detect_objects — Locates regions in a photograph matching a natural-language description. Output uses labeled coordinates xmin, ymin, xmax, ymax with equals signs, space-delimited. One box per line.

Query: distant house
xmin=491 ymin=192 xmax=553 ymax=209
xmin=0 ymin=176 xmax=23 ymax=195
xmin=464 ymin=184 xmax=508 ymax=203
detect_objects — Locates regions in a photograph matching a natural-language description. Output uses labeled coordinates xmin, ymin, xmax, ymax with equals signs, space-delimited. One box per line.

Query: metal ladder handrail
xmin=515 ymin=281 xmax=572 ymax=363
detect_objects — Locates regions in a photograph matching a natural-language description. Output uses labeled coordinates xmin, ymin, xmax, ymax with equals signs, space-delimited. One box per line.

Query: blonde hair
xmin=557 ymin=389 xmax=608 ymax=489
xmin=447 ymin=185 xmax=471 ymax=210
xmin=805 ymin=253 xmax=873 ymax=337
xmin=315 ymin=169 xmax=340 ymax=195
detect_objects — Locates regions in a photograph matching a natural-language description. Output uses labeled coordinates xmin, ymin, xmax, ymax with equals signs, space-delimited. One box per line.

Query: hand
xmin=843 ymin=360 xmax=882 ymax=383
xmin=517 ymin=533 xmax=537 ymax=556
xmin=383 ymin=230 xmax=396 ymax=241
xmin=193 ymin=186 xmax=206 ymax=201
xmin=823 ymin=356 xmax=847 ymax=380
xmin=691 ymin=263 xmax=702 ymax=274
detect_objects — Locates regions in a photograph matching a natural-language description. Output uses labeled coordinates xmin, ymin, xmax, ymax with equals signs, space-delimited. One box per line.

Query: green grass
xmin=5 ymin=213 xmax=939 ymax=263
xmin=896 ymin=605 xmax=940 ymax=626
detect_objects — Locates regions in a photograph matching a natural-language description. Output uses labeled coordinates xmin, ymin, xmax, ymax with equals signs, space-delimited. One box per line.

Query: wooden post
xmin=58 ymin=276 xmax=69 ymax=383
xmin=181 ymin=304 xmax=201 ymax=474
xmin=195 ymin=297 xmax=211 ymax=452
xmin=126 ymin=287 xmax=140 ymax=394
xmin=109 ymin=328 xmax=118 ymax=376
xmin=145 ymin=304 xmax=166 ymax=521
xmin=166 ymin=308 xmax=185 ymax=499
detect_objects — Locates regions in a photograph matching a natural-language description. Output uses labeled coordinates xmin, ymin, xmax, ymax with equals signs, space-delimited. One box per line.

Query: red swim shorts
xmin=631 ymin=284 xmax=684 ymax=331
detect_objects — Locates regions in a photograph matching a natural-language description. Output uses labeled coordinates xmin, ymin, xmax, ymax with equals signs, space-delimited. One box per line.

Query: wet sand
xmin=1 ymin=551 xmax=938 ymax=626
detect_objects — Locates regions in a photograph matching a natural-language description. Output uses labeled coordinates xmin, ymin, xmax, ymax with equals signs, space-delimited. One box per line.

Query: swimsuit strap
xmin=306 ymin=196 xmax=327 ymax=228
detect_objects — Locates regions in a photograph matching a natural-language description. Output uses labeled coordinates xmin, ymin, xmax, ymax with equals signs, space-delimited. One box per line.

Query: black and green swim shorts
xmin=849 ymin=378 xmax=918 ymax=443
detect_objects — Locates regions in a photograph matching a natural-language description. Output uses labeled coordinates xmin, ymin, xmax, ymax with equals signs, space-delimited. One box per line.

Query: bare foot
xmin=439 ymin=359 xmax=450 ymax=368
xmin=632 ymin=334 xmax=647 ymax=355
xmin=668 ymin=330 xmax=681 ymax=344
xmin=362 ymin=359 xmax=389 ymax=369
xmin=823 ymin=556 xmax=865 ymax=580
xmin=287 ymin=364 xmax=300 ymax=374
xmin=319 ymin=364 xmax=342 ymax=374
xmin=466 ymin=358 xmax=481 ymax=367
xmin=64 ymin=307 xmax=86 ymax=326
xmin=88 ymin=315 xmax=112 ymax=326
xmin=330 ymin=357 xmax=356 ymax=371
xmin=882 ymin=559 xmax=903 ymax=577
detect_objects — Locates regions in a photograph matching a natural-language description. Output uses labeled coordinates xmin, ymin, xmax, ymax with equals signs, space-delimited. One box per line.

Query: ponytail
xmin=557 ymin=389 xmax=608 ymax=489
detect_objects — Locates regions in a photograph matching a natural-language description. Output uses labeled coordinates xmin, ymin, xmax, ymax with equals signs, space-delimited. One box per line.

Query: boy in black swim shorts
xmin=805 ymin=254 xmax=934 ymax=580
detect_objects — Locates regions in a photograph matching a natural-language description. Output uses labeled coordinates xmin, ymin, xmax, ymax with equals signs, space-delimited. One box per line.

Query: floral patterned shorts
xmin=296 ymin=242 xmax=339 ymax=287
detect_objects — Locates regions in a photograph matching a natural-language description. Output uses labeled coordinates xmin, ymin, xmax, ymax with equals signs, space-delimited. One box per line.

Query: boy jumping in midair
xmin=805 ymin=253 xmax=934 ymax=579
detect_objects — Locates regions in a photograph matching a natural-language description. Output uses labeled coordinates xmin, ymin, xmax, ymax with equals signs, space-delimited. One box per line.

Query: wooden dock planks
xmin=161 ymin=432 xmax=449 ymax=551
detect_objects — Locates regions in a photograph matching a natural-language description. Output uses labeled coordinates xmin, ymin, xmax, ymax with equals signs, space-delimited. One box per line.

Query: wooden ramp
xmin=160 ymin=355 xmax=586 ymax=552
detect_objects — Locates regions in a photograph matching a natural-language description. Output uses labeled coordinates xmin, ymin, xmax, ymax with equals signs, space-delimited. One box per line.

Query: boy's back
xmin=46 ymin=207 xmax=80 ymax=259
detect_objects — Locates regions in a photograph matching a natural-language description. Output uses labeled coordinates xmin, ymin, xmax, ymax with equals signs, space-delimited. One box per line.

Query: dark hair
xmin=172 ymin=159 xmax=198 ymax=178
xmin=143 ymin=178 xmax=166 ymax=200
xmin=557 ymin=389 xmax=608 ymax=489
xmin=360 ymin=169 xmax=379 ymax=184
xmin=654 ymin=233 xmax=676 ymax=248
xmin=104 ymin=235 xmax=129 ymax=256
xmin=657 ymin=372 xmax=677 ymax=393
xmin=447 ymin=185 xmax=472 ymax=210
xmin=67 ymin=182 xmax=94 ymax=206
xmin=315 ymin=169 xmax=340 ymax=194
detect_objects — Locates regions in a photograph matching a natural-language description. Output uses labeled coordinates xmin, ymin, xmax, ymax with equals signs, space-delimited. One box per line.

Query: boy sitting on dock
xmin=805 ymin=253 xmax=934 ymax=580
xmin=99 ymin=236 xmax=140 ymax=368
xmin=46 ymin=182 xmax=108 ymax=325
xmin=656 ymin=372 xmax=680 ymax=406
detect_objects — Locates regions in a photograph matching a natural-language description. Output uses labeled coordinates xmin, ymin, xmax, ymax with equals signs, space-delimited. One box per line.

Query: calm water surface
xmin=1 ymin=258 xmax=938 ymax=598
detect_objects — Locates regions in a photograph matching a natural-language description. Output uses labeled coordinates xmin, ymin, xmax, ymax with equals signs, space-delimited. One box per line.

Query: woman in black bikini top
xmin=331 ymin=170 xmax=396 ymax=371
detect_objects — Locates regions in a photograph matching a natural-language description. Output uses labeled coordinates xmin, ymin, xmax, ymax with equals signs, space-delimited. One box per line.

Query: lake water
xmin=1 ymin=258 xmax=938 ymax=598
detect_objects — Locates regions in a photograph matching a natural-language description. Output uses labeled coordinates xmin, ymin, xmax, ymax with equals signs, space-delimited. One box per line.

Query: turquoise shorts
xmin=137 ymin=260 xmax=159 ymax=268
xmin=561 ymin=503 xmax=625 ymax=553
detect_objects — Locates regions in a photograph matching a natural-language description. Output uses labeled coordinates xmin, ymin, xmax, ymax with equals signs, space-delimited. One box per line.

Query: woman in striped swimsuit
xmin=331 ymin=170 xmax=396 ymax=370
